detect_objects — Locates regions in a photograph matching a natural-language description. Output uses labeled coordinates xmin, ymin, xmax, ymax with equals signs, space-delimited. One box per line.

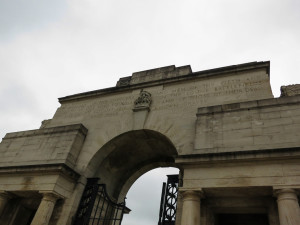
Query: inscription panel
xmin=53 ymin=71 xmax=272 ymax=121
xmin=151 ymin=71 xmax=272 ymax=112
xmin=54 ymin=95 xmax=136 ymax=119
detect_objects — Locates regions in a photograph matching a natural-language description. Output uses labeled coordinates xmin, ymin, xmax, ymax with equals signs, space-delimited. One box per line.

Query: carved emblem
xmin=133 ymin=91 xmax=152 ymax=110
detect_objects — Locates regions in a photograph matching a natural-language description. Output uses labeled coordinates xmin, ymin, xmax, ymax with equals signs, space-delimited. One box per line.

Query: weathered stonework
xmin=1 ymin=61 xmax=300 ymax=225
xmin=280 ymin=84 xmax=300 ymax=97
xmin=116 ymin=65 xmax=192 ymax=87
xmin=133 ymin=90 xmax=152 ymax=111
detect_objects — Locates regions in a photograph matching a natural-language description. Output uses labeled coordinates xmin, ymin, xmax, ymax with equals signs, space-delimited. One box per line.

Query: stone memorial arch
xmin=1 ymin=61 xmax=300 ymax=225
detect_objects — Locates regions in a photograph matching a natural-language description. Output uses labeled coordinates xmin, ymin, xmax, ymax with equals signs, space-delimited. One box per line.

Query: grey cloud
xmin=0 ymin=0 xmax=67 ymax=40
xmin=0 ymin=83 xmax=37 ymax=111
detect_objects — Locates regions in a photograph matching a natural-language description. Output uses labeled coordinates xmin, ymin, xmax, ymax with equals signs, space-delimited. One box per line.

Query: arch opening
xmin=122 ymin=167 xmax=179 ymax=225
xmin=87 ymin=129 xmax=179 ymax=201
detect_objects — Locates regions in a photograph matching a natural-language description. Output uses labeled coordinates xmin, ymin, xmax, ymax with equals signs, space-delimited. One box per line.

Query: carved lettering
xmin=55 ymin=96 xmax=136 ymax=119
xmin=54 ymin=73 xmax=271 ymax=119
xmin=152 ymin=75 xmax=270 ymax=111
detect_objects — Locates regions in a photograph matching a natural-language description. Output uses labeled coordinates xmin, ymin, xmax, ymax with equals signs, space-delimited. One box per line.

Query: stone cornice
xmin=197 ymin=95 xmax=300 ymax=116
xmin=0 ymin=163 xmax=80 ymax=181
xmin=3 ymin=124 xmax=88 ymax=140
xmin=176 ymin=147 xmax=300 ymax=165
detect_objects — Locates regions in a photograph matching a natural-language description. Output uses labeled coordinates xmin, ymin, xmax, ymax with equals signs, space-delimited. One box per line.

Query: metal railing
xmin=158 ymin=175 xmax=179 ymax=225
xmin=74 ymin=178 xmax=126 ymax=225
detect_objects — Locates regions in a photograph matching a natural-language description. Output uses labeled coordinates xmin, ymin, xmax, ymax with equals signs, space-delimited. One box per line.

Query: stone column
xmin=275 ymin=189 xmax=300 ymax=225
xmin=30 ymin=192 xmax=60 ymax=225
xmin=0 ymin=191 xmax=11 ymax=217
xmin=180 ymin=189 xmax=203 ymax=225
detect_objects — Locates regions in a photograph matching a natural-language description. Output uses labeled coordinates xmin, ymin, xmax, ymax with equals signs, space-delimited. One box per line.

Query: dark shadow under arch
xmin=86 ymin=129 xmax=179 ymax=200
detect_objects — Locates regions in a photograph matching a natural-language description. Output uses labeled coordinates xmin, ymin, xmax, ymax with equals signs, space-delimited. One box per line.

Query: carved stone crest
xmin=133 ymin=91 xmax=152 ymax=111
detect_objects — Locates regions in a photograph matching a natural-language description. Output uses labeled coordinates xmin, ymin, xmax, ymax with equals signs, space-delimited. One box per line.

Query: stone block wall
xmin=195 ymin=95 xmax=300 ymax=154
xmin=0 ymin=124 xmax=87 ymax=169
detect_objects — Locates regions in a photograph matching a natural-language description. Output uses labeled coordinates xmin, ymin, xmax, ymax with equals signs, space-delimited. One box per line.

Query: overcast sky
xmin=0 ymin=0 xmax=300 ymax=224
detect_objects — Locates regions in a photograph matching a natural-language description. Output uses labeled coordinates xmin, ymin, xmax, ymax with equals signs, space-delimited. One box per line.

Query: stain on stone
xmin=21 ymin=177 xmax=33 ymax=190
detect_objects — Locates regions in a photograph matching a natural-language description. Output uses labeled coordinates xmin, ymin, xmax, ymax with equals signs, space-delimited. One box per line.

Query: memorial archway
xmin=73 ymin=129 xmax=180 ymax=225
xmin=3 ymin=62 xmax=299 ymax=225
xmin=87 ymin=129 xmax=179 ymax=201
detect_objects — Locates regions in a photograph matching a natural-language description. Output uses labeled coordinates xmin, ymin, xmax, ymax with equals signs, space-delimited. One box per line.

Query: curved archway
xmin=87 ymin=129 xmax=179 ymax=200
xmin=122 ymin=167 xmax=179 ymax=225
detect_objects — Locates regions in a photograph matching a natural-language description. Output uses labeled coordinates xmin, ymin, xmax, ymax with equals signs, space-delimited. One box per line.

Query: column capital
xmin=178 ymin=188 xmax=204 ymax=200
xmin=39 ymin=191 xmax=63 ymax=202
xmin=274 ymin=188 xmax=299 ymax=198
xmin=31 ymin=192 xmax=61 ymax=225
xmin=180 ymin=188 xmax=202 ymax=225
xmin=274 ymin=188 xmax=300 ymax=225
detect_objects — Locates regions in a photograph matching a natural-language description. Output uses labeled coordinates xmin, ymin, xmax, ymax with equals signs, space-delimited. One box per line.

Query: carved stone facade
xmin=1 ymin=61 xmax=300 ymax=225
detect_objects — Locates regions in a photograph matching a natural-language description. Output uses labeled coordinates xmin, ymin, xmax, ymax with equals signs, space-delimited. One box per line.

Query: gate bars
xmin=74 ymin=178 xmax=126 ymax=225
xmin=158 ymin=175 xmax=179 ymax=225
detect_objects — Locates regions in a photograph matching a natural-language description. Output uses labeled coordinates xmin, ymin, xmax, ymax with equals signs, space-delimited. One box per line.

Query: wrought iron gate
xmin=158 ymin=174 xmax=179 ymax=225
xmin=74 ymin=178 xmax=126 ymax=225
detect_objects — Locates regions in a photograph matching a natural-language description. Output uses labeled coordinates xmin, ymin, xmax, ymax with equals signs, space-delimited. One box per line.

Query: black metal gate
xmin=74 ymin=178 xmax=126 ymax=225
xmin=158 ymin=175 xmax=179 ymax=225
